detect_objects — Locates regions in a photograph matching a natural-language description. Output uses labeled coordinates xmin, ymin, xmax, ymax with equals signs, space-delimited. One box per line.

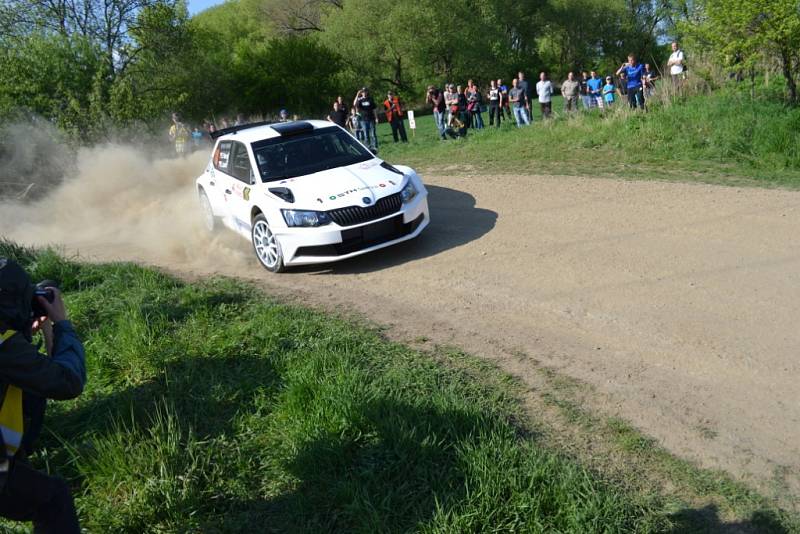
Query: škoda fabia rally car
xmin=196 ymin=120 xmax=429 ymax=272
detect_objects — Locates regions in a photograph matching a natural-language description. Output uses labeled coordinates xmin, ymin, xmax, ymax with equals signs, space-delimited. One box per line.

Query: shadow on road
xmin=289 ymin=184 xmax=497 ymax=275
xmin=668 ymin=503 xmax=791 ymax=533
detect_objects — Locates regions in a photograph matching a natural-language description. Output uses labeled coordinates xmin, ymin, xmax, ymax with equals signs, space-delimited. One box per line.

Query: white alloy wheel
xmin=199 ymin=190 xmax=216 ymax=232
xmin=251 ymin=214 xmax=285 ymax=272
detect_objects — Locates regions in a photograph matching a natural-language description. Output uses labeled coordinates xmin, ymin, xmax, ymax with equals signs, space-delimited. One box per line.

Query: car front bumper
xmin=276 ymin=193 xmax=429 ymax=266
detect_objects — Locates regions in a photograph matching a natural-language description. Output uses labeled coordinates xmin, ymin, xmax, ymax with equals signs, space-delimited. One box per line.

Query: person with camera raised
xmin=354 ymin=87 xmax=379 ymax=152
xmin=616 ymin=53 xmax=646 ymax=109
xmin=425 ymin=85 xmax=447 ymax=140
xmin=0 ymin=258 xmax=86 ymax=533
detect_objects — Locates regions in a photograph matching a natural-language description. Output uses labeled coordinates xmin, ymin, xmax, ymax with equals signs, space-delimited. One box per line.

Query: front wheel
xmin=251 ymin=214 xmax=285 ymax=272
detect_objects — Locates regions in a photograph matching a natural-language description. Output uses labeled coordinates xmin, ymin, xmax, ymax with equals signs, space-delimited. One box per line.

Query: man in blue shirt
xmin=587 ymin=71 xmax=604 ymax=109
xmin=616 ymin=54 xmax=645 ymax=109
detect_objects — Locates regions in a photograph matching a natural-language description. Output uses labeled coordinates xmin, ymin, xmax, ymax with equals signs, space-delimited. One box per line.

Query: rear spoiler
xmin=210 ymin=120 xmax=316 ymax=140
xmin=210 ymin=121 xmax=271 ymax=139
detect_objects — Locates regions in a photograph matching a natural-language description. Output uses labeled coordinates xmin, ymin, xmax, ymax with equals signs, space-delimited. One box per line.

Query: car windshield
xmin=252 ymin=126 xmax=373 ymax=182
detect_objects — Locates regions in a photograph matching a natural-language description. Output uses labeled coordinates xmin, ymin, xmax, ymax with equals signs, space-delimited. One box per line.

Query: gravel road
xmin=270 ymin=173 xmax=800 ymax=501
xmin=4 ymin=151 xmax=798 ymax=501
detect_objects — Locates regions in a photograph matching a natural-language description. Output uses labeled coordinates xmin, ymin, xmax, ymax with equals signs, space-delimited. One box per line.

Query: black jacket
xmin=0 ymin=321 xmax=86 ymax=459
xmin=0 ymin=321 xmax=86 ymax=401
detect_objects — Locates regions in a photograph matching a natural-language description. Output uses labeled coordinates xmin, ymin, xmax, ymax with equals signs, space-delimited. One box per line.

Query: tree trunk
xmin=442 ymin=55 xmax=452 ymax=81
xmin=393 ymin=55 xmax=402 ymax=89
xmin=779 ymin=47 xmax=797 ymax=104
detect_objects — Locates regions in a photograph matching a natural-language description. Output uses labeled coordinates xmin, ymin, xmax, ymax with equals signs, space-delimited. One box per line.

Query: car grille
xmin=327 ymin=192 xmax=402 ymax=227
xmin=295 ymin=213 xmax=425 ymax=257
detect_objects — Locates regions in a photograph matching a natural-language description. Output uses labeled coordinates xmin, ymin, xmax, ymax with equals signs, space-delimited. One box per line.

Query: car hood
xmin=266 ymin=159 xmax=405 ymax=209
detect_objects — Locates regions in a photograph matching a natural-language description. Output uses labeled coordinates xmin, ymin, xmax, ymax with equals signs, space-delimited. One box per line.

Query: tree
xmin=0 ymin=0 xmax=199 ymax=138
xmin=0 ymin=33 xmax=106 ymax=138
xmin=691 ymin=0 xmax=800 ymax=103
xmin=319 ymin=0 xmax=546 ymax=97
xmin=230 ymin=35 xmax=343 ymax=115
xmin=108 ymin=1 xmax=207 ymax=126
xmin=260 ymin=0 xmax=343 ymax=34
xmin=0 ymin=0 xmax=182 ymax=77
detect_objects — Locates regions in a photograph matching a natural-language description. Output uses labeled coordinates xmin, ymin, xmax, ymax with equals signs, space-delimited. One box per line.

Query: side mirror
xmin=250 ymin=169 xmax=256 ymax=185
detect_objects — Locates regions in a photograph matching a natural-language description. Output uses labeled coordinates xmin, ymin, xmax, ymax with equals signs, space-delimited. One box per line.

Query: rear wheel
xmin=251 ymin=214 xmax=285 ymax=272
xmin=199 ymin=190 xmax=216 ymax=232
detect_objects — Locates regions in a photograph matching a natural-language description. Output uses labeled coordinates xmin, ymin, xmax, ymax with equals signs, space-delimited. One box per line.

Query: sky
xmin=187 ymin=0 xmax=225 ymax=15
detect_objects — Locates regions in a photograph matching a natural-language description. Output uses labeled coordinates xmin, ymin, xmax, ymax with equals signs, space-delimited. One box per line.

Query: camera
xmin=31 ymin=280 xmax=57 ymax=318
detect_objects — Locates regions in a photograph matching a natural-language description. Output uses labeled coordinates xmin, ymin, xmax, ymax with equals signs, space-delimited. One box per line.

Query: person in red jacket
xmin=383 ymin=91 xmax=408 ymax=143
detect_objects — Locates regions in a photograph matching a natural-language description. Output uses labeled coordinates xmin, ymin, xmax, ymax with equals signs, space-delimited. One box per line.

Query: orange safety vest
xmin=383 ymin=97 xmax=404 ymax=122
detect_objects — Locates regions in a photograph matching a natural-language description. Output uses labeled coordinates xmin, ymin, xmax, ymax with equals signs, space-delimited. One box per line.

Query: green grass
xmin=0 ymin=241 xmax=662 ymax=532
xmin=1 ymin=240 xmax=797 ymax=532
xmin=532 ymin=365 xmax=799 ymax=533
xmin=375 ymin=86 xmax=800 ymax=188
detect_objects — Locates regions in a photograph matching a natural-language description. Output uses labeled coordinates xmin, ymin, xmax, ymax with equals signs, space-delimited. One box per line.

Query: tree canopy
xmin=686 ymin=0 xmax=800 ymax=102
xmin=0 ymin=0 xmax=796 ymax=141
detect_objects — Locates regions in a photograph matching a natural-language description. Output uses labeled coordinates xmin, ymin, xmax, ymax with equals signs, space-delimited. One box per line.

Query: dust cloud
xmin=0 ymin=120 xmax=72 ymax=200
xmin=0 ymin=142 xmax=252 ymax=271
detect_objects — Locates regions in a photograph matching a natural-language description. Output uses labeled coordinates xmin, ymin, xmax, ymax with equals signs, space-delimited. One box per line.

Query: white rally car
xmin=196 ymin=120 xmax=429 ymax=272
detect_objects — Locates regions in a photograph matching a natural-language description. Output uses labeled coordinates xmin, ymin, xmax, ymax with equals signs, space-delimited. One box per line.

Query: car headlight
xmin=400 ymin=180 xmax=418 ymax=204
xmin=282 ymin=209 xmax=332 ymax=227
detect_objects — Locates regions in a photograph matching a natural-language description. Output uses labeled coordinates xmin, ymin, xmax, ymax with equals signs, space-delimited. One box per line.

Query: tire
xmin=251 ymin=214 xmax=285 ymax=272
xmin=199 ymin=190 xmax=216 ymax=232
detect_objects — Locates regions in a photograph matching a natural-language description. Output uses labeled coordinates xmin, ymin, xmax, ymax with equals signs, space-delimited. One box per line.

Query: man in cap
xmin=354 ymin=87 xmax=379 ymax=151
xmin=0 ymin=258 xmax=86 ymax=533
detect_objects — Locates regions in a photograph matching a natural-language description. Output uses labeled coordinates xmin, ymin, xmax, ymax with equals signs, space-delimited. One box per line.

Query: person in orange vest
xmin=383 ymin=91 xmax=408 ymax=143
xmin=0 ymin=258 xmax=86 ymax=533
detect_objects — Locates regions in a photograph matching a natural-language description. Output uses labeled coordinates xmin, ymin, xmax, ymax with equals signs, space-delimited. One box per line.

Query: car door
xmin=208 ymin=139 xmax=234 ymax=220
xmin=223 ymin=141 xmax=257 ymax=236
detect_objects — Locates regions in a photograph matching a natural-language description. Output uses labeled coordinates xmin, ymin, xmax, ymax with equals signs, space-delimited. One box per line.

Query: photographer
xmin=0 ymin=258 xmax=86 ymax=533
xmin=616 ymin=53 xmax=646 ymax=109
xmin=354 ymin=87 xmax=379 ymax=152
xmin=425 ymin=85 xmax=446 ymax=140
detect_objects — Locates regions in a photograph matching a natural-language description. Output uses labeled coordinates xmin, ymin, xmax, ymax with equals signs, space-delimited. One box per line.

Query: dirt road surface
xmin=271 ymin=174 xmax=800 ymax=503
xmin=4 ymin=157 xmax=799 ymax=502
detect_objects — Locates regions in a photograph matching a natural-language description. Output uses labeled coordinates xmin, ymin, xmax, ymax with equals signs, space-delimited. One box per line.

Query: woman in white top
xmin=444 ymin=84 xmax=459 ymax=123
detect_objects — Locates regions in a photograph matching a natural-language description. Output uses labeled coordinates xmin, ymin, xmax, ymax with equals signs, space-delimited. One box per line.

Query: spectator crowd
xmin=168 ymin=44 xmax=686 ymax=155
xmin=335 ymin=44 xmax=684 ymax=148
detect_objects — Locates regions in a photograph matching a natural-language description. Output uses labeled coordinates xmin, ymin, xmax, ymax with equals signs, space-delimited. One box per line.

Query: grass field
xmin=374 ymin=86 xmax=800 ymax=188
xmin=0 ymin=240 xmax=661 ymax=532
xmin=1 ymin=240 xmax=797 ymax=532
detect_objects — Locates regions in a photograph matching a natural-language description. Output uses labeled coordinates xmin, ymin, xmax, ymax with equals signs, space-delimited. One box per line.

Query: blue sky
xmin=188 ymin=0 xmax=225 ymax=15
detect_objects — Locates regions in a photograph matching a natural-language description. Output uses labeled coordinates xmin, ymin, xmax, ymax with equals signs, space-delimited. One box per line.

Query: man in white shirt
xmin=667 ymin=42 xmax=685 ymax=83
xmin=536 ymin=72 xmax=553 ymax=119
